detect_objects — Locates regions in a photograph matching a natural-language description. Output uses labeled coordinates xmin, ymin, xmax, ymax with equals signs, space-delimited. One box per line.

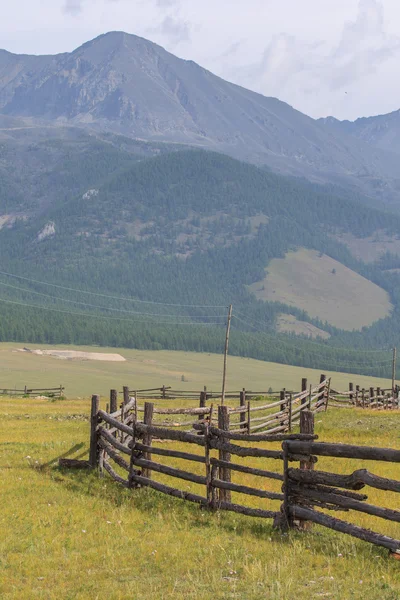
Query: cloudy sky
xmin=1 ymin=0 xmax=400 ymax=120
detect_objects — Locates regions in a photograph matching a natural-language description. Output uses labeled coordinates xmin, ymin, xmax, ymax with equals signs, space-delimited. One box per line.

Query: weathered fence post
xmin=123 ymin=386 xmax=130 ymax=406
xmin=299 ymin=409 xmax=314 ymax=530
xmin=325 ymin=378 xmax=331 ymax=412
xmin=142 ymin=402 xmax=154 ymax=479
xmin=110 ymin=389 xmax=118 ymax=414
xmin=288 ymin=393 xmax=293 ymax=432
xmin=362 ymin=388 xmax=365 ymax=409
xmin=369 ymin=387 xmax=374 ymax=407
xmin=204 ymin=424 xmax=212 ymax=505
xmin=198 ymin=390 xmax=207 ymax=434
xmin=349 ymin=382 xmax=354 ymax=404
xmin=218 ymin=405 xmax=231 ymax=503
xmin=280 ymin=389 xmax=286 ymax=428
xmin=355 ymin=385 xmax=360 ymax=406
xmin=162 ymin=385 xmax=166 ymax=399
xmin=281 ymin=441 xmax=291 ymax=530
xmin=240 ymin=388 xmax=246 ymax=430
xmin=319 ymin=374 xmax=326 ymax=408
xmin=89 ymin=394 xmax=100 ymax=468
xmin=301 ymin=378 xmax=307 ymax=411
xmin=247 ymin=400 xmax=251 ymax=434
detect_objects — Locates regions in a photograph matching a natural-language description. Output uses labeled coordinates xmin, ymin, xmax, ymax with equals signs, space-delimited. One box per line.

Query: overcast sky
xmin=1 ymin=0 xmax=400 ymax=120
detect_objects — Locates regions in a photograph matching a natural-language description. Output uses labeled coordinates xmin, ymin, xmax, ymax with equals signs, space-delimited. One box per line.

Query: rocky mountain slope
xmin=1 ymin=31 xmax=400 ymax=208
xmin=319 ymin=110 xmax=400 ymax=157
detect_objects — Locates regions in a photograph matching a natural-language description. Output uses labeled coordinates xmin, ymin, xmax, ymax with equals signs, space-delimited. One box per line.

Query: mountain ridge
xmin=1 ymin=31 xmax=400 ymax=208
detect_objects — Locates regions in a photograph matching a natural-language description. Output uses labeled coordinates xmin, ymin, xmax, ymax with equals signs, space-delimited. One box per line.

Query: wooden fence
xmin=111 ymin=377 xmax=330 ymax=435
xmin=0 ymin=384 xmax=65 ymax=398
xmin=283 ymin=438 xmax=400 ymax=555
xmin=329 ymin=383 xmax=400 ymax=410
xmin=87 ymin=395 xmax=317 ymax=522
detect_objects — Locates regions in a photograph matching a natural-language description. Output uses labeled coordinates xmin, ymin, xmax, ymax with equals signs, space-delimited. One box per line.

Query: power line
xmin=0 ymin=269 xmax=228 ymax=309
xmin=0 ymin=297 xmax=226 ymax=326
xmin=0 ymin=280 xmax=226 ymax=319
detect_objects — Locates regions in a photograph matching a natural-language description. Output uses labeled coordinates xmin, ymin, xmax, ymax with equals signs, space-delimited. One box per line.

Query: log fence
xmin=0 ymin=384 xmax=65 ymax=398
xmin=329 ymin=382 xmax=400 ymax=409
xmin=62 ymin=392 xmax=400 ymax=557
xmin=283 ymin=430 xmax=400 ymax=556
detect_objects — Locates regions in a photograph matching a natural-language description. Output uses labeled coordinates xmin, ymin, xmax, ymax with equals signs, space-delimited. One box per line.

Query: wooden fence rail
xmin=283 ymin=437 xmax=400 ymax=556
xmin=0 ymin=384 xmax=65 ymax=397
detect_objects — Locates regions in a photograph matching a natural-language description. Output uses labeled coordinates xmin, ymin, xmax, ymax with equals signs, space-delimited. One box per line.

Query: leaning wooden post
xmin=319 ymin=374 xmax=326 ymax=407
xmin=247 ymin=400 xmax=251 ymax=434
xmin=324 ymin=378 xmax=331 ymax=412
xmin=299 ymin=409 xmax=314 ymax=530
xmin=301 ymin=378 xmax=307 ymax=411
xmin=142 ymin=402 xmax=154 ymax=479
xmin=288 ymin=393 xmax=293 ymax=432
xmin=221 ymin=304 xmax=233 ymax=405
xmin=89 ymin=394 xmax=100 ymax=468
xmin=218 ymin=405 xmax=231 ymax=503
xmin=240 ymin=388 xmax=246 ymax=430
xmin=110 ymin=389 xmax=118 ymax=414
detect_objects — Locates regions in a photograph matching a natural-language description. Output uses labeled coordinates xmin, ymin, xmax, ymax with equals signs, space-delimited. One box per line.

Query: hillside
xmin=248 ymin=248 xmax=392 ymax=330
xmin=1 ymin=147 xmax=400 ymax=376
xmin=1 ymin=32 xmax=400 ymax=207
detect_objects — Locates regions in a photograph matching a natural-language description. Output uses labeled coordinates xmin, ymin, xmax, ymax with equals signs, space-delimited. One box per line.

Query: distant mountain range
xmin=1 ymin=31 xmax=400 ymax=208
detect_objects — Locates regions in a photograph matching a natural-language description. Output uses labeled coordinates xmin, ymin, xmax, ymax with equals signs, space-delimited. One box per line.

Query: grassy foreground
xmin=0 ymin=396 xmax=400 ymax=599
xmin=0 ymin=342 xmax=396 ymax=399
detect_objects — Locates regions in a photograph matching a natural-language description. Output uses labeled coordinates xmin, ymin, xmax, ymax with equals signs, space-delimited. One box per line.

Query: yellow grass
xmin=0 ymin=396 xmax=399 ymax=599
xmin=0 ymin=341 xmax=396 ymax=400
xmin=248 ymin=248 xmax=392 ymax=330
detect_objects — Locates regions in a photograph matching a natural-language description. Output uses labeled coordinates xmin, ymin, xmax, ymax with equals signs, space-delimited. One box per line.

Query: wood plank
xmin=289 ymin=505 xmax=400 ymax=553
xmin=210 ymin=458 xmax=284 ymax=481
xmin=287 ymin=441 xmax=400 ymax=463
xmin=212 ymin=479 xmax=284 ymax=501
xmin=134 ymin=443 xmax=206 ymax=464
xmin=288 ymin=467 xmax=400 ymax=493
xmin=131 ymin=457 xmax=207 ymax=485
xmin=130 ymin=473 xmax=208 ymax=505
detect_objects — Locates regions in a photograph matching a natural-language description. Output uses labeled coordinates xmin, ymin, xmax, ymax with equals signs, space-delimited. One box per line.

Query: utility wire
xmin=0 ymin=269 xmax=228 ymax=309
xmin=0 ymin=297 xmax=226 ymax=326
xmin=0 ymin=280 xmax=226 ymax=319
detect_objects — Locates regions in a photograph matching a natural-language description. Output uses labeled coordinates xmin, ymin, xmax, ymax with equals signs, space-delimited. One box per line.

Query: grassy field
xmin=0 ymin=396 xmax=399 ymax=599
xmin=248 ymin=248 xmax=392 ymax=330
xmin=0 ymin=342 xmax=396 ymax=400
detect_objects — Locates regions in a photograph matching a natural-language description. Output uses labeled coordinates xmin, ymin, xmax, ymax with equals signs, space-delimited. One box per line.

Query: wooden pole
xmin=392 ymin=347 xmax=397 ymax=396
xmin=280 ymin=389 xmax=286 ymax=428
xmin=221 ymin=304 xmax=233 ymax=405
xmin=218 ymin=405 xmax=231 ymax=502
xmin=301 ymin=378 xmax=307 ymax=410
xmin=110 ymin=389 xmax=118 ymax=414
xmin=288 ymin=393 xmax=293 ymax=432
xmin=240 ymin=388 xmax=246 ymax=430
xmin=142 ymin=402 xmax=154 ymax=479
xmin=299 ymin=409 xmax=314 ymax=531
xmin=89 ymin=395 xmax=100 ymax=468
xmin=123 ymin=386 xmax=130 ymax=406
xmin=349 ymin=382 xmax=354 ymax=404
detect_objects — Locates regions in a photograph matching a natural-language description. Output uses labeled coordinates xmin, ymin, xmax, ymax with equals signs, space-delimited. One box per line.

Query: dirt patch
xmin=15 ymin=348 xmax=126 ymax=362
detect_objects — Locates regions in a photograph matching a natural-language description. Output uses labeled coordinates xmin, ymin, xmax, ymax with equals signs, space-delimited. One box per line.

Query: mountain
xmin=1 ymin=31 xmax=400 ymax=208
xmin=319 ymin=110 xmax=400 ymax=157
xmin=0 ymin=145 xmax=399 ymax=377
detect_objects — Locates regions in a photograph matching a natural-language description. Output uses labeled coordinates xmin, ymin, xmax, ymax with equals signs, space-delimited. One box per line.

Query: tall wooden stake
xmin=221 ymin=304 xmax=232 ymax=405
xmin=392 ymin=347 xmax=397 ymax=396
